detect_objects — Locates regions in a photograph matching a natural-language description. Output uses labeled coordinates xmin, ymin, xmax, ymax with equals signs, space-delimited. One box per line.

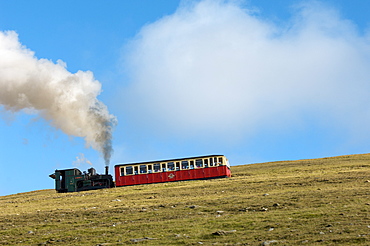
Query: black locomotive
xmin=49 ymin=166 xmax=114 ymax=193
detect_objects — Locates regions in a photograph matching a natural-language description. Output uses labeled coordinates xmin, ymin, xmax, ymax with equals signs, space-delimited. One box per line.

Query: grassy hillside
xmin=1 ymin=154 xmax=370 ymax=245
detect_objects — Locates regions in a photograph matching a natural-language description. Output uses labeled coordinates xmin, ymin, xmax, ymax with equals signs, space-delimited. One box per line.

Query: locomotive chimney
xmin=105 ymin=166 xmax=109 ymax=175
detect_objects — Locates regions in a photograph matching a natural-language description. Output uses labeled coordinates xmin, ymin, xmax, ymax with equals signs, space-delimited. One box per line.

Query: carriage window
xmin=176 ymin=162 xmax=180 ymax=170
xmin=204 ymin=159 xmax=209 ymax=167
xmin=125 ymin=166 xmax=133 ymax=175
xmin=162 ymin=163 xmax=167 ymax=172
xmin=190 ymin=160 xmax=194 ymax=169
xmin=167 ymin=162 xmax=175 ymax=171
xmin=182 ymin=160 xmax=189 ymax=169
xmin=148 ymin=165 xmax=153 ymax=173
xmin=154 ymin=163 xmax=160 ymax=172
xmin=218 ymin=157 xmax=223 ymax=165
xmin=214 ymin=157 xmax=218 ymax=166
xmin=134 ymin=166 xmax=139 ymax=175
xmin=210 ymin=158 xmax=214 ymax=166
xmin=140 ymin=165 xmax=147 ymax=174
xmin=195 ymin=159 xmax=203 ymax=168
xmin=120 ymin=167 xmax=125 ymax=176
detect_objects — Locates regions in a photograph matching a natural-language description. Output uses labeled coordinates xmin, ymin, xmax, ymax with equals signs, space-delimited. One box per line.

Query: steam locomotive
xmin=49 ymin=166 xmax=114 ymax=193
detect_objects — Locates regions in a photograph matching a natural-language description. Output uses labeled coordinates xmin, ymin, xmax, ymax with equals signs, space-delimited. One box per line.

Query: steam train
xmin=49 ymin=166 xmax=114 ymax=192
xmin=50 ymin=155 xmax=231 ymax=192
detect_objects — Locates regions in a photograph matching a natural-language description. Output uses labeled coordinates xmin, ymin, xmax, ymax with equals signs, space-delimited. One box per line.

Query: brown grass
xmin=1 ymin=153 xmax=370 ymax=245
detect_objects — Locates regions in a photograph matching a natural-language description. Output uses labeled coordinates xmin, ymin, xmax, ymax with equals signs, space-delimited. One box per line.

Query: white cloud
xmin=121 ymin=0 xmax=370 ymax=142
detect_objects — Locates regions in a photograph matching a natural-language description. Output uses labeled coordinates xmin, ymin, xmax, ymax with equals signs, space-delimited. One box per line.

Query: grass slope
xmin=1 ymin=154 xmax=370 ymax=245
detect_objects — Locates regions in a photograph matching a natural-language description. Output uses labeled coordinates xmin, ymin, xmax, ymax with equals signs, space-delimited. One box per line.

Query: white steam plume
xmin=0 ymin=31 xmax=117 ymax=165
xmin=73 ymin=153 xmax=93 ymax=166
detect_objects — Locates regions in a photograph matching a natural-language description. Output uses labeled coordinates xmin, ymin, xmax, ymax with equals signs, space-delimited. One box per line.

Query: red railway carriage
xmin=114 ymin=155 xmax=231 ymax=187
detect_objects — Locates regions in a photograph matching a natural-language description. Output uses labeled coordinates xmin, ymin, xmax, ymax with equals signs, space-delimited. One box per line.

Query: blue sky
xmin=1 ymin=0 xmax=370 ymax=196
